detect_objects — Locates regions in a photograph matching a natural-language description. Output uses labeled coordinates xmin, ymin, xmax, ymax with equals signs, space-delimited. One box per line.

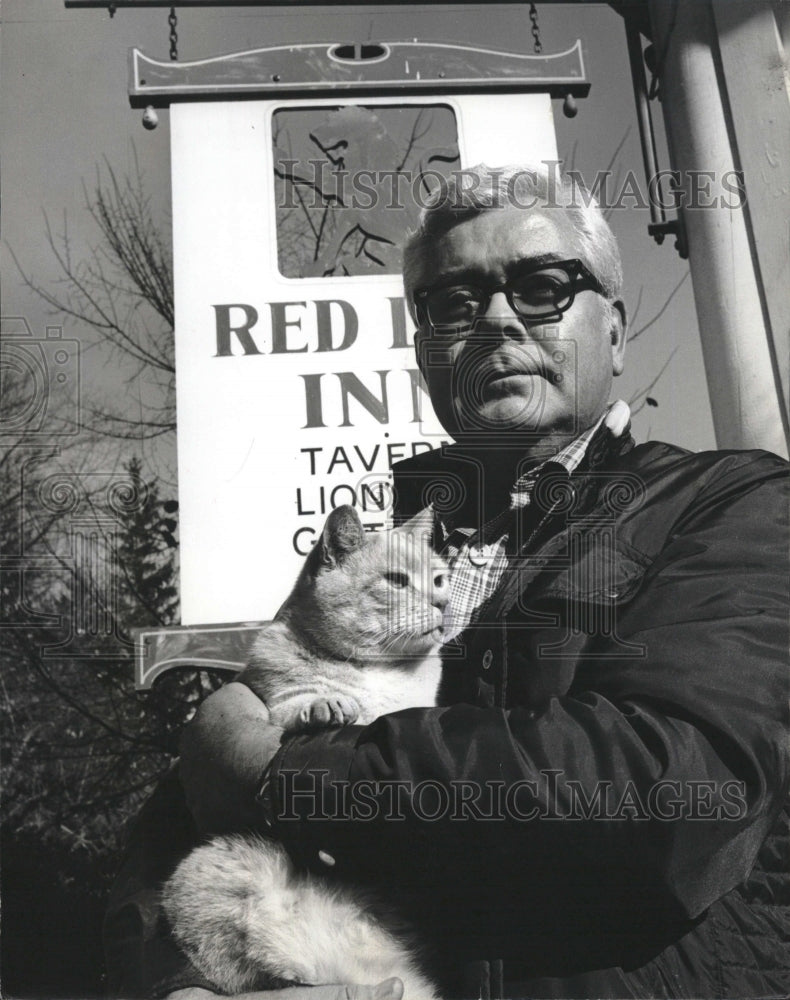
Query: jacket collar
xmin=433 ymin=417 xmax=635 ymax=532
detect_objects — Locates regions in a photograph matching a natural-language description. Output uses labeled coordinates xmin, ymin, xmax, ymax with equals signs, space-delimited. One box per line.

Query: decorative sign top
xmin=129 ymin=39 xmax=588 ymax=106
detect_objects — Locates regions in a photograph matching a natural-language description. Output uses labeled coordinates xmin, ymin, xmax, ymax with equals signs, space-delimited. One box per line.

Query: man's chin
xmin=451 ymin=398 xmax=567 ymax=438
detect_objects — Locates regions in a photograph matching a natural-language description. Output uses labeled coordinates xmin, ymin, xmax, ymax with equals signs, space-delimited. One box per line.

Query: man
xmin=105 ymin=164 xmax=789 ymax=999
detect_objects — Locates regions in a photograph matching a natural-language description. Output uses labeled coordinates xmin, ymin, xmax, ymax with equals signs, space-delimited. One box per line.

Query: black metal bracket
xmin=648 ymin=219 xmax=688 ymax=259
xmin=625 ymin=15 xmax=687 ymax=260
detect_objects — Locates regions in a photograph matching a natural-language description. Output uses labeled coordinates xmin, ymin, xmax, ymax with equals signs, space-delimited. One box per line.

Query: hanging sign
xmin=149 ymin=41 xmax=586 ymax=623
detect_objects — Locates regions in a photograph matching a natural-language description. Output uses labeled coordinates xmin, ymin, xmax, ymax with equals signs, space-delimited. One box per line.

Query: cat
xmin=162 ymin=505 xmax=448 ymax=999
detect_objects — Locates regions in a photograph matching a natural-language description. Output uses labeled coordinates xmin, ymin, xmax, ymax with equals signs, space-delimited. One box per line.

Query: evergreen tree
xmin=115 ymin=456 xmax=179 ymax=629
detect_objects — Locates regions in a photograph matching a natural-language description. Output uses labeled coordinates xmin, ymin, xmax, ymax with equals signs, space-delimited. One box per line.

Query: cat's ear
xmin=321 ymin=505 xmax=366 ymax=567
xmin=395 ymin=505 xmax=435 ymax=543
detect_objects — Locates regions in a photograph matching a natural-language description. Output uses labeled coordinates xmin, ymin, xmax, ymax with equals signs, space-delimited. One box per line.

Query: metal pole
xmin=647 ymin=0 xmax=788 ymax=456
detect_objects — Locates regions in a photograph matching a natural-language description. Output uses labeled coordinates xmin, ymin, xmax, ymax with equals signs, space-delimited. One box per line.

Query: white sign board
xmin=171 ymin=94 xmax=558 ymax=623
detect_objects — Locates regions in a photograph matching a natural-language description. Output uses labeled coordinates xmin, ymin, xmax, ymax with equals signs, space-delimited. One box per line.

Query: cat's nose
xmin=432 ymin=572 xmax=450 ymax=610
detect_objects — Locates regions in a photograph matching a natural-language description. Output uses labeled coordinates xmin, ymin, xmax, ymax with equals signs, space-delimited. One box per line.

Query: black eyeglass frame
xmin=413 ymin=258 xmax=607 ymax=333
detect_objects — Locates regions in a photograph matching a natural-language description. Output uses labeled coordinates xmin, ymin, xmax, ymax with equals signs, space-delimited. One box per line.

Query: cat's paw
xmin=300 ymin=695 xmax=360 ymax=727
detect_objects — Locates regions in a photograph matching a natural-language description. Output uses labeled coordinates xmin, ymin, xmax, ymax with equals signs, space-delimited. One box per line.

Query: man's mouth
xmin=488 ymin=364 xmax=544 ymax=379
xmin=479 ymin=347 xmax=548 ymax=379
xmin=480 ymin=362 xmax=548 ymax=395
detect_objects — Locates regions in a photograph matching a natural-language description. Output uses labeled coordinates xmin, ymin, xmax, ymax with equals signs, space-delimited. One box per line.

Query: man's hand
xmin=168 ymin=978 xmax=405 ymax=1000
xmin=179 ymin=681 xmax=284 ymax=833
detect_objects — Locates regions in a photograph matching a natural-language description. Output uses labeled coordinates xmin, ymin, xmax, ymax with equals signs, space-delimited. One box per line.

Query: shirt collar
xmin=435 ymin=400 xmax=632 ymax=535
xmin=509 ymin=400 xmax=631 ymax=504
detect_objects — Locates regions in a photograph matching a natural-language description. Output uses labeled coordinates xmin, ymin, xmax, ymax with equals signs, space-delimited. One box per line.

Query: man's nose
xmin=473 ymin=290 xmax=527 ymax=339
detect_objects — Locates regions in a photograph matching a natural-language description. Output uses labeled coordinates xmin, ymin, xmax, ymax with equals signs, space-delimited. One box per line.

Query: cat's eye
xmin=384 ymin=571 xmax=410 ymax=588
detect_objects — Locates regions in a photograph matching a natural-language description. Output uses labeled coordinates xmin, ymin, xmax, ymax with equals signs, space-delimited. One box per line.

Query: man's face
xmin=413 ymin=205 xmax=626 ymax=444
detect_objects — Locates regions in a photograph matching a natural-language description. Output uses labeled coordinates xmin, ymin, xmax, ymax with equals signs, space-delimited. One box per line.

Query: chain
xmin=529 ymin=2 xmax=542 ymax=55
xmin=168 ymin=6 xmax=178 ymax=61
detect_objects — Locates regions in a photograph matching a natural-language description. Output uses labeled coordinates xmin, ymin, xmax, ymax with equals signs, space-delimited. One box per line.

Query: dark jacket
xmin=267 ymin=433 xmax=790 ymax=998
xmin=105 ymin=432 xmax=789 ymax=998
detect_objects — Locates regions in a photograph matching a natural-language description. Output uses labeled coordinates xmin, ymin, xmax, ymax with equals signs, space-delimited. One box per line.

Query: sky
xmin=1 ymin=0 xmax=716 ymax=481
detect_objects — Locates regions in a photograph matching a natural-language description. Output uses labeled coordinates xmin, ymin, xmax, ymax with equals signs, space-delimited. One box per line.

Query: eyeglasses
xmin=414 ymin=259 xmax=605 ymax=335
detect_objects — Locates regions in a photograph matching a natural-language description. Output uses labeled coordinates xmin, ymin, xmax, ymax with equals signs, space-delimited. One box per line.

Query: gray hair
xmin=402 ymin=163 xmax=623 ymax=314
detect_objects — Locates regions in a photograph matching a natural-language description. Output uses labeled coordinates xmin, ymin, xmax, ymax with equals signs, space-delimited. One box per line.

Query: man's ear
xmin=610 ymin=300 xmax=627 ymax=377
xmin=413 ymin=327 xmax=429 ymax=380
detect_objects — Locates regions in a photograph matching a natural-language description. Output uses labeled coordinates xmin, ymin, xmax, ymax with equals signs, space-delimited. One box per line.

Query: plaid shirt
xmin=439 ymin=402 xmax=631 ymax=638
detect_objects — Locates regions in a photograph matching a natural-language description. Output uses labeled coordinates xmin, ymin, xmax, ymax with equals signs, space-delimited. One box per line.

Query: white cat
xmin=162 ymin=506 xmax=447 ymax=998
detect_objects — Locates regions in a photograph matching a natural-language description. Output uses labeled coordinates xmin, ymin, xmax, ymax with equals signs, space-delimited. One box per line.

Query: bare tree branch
xmin=629 ymin=346 xmax=680 ymax=414
xmin=8 ymin=155 xmax=176 ymax=444
xmin=629 ymin=271 xmax=689 ymax=342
